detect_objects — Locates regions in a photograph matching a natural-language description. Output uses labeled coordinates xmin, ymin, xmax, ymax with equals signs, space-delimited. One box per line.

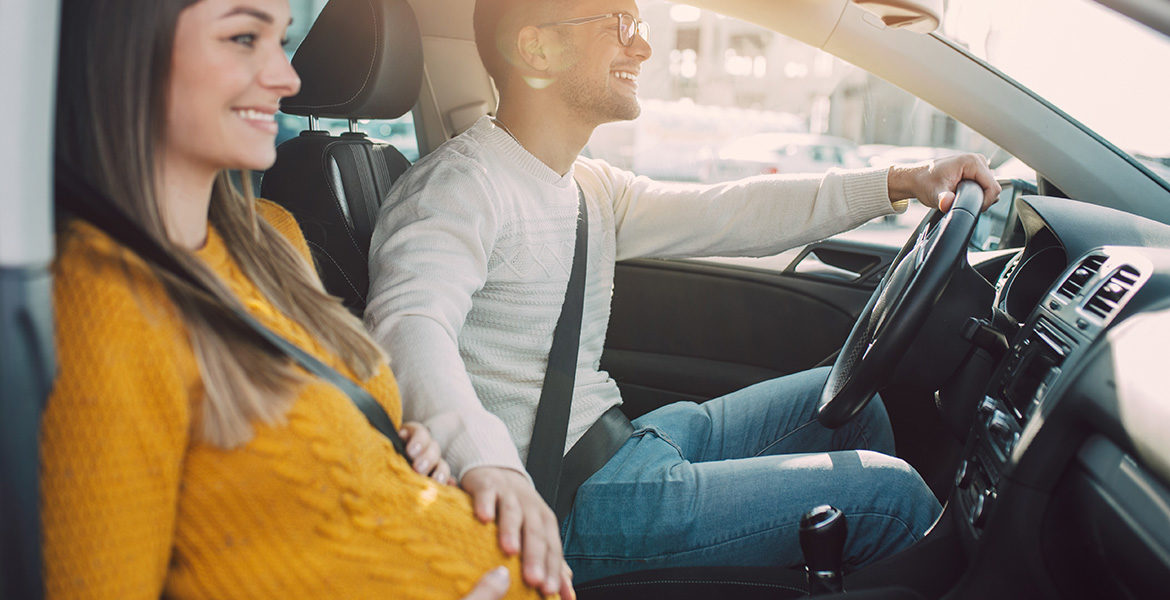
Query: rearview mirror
xmin=852 ymin=0 xmax=942 ymax=33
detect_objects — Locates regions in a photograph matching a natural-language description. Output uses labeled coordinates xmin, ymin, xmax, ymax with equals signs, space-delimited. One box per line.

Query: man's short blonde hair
xmin=473 ymin=0 xmax=572 ymax=86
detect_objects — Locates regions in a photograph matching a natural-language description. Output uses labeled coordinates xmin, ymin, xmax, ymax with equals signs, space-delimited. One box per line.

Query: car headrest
xmin=281 ymin=0 xmax=422 ymax=120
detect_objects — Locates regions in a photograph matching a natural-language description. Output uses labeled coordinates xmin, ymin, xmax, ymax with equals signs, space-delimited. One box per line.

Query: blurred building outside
xmin=588 ymin=1 xmax=1005 ymax=184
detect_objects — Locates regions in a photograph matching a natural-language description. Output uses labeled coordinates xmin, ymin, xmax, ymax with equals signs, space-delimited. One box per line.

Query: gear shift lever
xmin=799 ymin=504 xmax=847 ymax=594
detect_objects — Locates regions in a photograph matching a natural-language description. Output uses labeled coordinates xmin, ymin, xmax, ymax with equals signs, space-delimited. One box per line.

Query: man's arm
xmin=577 ymin=154 xmax=998 ymax=261
xmin=365 ymin=159 xmax=523 ymax=478
xmin=364 ymin=158 xmax=568 ymax=596
xmin=577 ymin=158 xmax=896 ymax=261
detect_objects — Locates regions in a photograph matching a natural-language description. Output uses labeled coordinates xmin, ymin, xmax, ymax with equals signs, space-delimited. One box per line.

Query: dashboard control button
xmin=954 ymin=460 xmax=972 ymax=490
xmin=988 ymin=411 xmax=1013 ymax=438
xmin=972 ymin=491 xmax=995 ymax=528
xmin=1076 ymin=318 xmax=1089 ymax=330
xmin=970 ymin=492 xmax=986 ymax=527
xmin=978 ymin=397 xmax=998 ymax=417
xmin=1048 ymin=300 xmax=1059 ymax=310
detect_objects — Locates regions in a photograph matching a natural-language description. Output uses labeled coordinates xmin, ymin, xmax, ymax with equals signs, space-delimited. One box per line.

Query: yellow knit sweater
xmin=41 ymin=200 xmax=544 ymax=600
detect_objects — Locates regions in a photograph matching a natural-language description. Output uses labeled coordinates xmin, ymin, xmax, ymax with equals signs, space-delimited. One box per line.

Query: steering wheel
xmin=817 ymin=180 xmax=985 ymax=428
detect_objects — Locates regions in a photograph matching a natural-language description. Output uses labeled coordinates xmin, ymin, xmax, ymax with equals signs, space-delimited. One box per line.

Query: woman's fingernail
xmin=488 ymin=566 xmax=509 ymax=584
xmin=407 ymin=442 xmax=422 ymax=456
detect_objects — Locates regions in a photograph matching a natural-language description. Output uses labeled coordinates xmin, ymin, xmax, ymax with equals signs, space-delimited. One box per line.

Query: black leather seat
xmin=260 ymin=0 xmax=421 ymax=315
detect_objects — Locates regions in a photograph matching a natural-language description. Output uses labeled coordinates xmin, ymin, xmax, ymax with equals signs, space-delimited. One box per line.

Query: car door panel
xmin=601 ymin=240 xmax=900 ymax=418
xmin=602 ymin=349 xmax=789 ymax=418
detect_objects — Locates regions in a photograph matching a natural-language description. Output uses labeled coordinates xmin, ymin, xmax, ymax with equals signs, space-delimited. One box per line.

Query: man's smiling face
xmin=546 ymin=0 xmax=652 ymax=126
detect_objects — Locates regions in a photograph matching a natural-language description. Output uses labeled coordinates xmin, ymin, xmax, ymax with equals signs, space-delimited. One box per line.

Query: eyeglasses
xmin=537 ymin=12 xmax=650 ymax=47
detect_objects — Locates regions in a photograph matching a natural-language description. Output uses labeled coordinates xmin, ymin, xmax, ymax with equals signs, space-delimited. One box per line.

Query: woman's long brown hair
xmin=55 ymin=0 xmax=385 ymax=447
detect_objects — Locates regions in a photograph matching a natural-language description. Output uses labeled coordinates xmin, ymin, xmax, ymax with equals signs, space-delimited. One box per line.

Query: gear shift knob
xmin=799 ymin=504 xmax=847 ymax=594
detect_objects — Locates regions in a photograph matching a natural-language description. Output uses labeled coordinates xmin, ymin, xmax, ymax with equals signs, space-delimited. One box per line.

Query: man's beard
xmin=556 ymin=46 xmax=641 ymax=125
xmin=561 ymin=73 xmax=641 ymax=125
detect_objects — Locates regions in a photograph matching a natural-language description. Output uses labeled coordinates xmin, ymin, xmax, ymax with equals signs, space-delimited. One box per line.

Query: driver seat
xmin=260 ymin=0 xmax=421 ymax=315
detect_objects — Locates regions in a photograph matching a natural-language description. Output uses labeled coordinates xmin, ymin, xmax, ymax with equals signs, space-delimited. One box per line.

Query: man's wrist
xmin=886 ymin=164 xmax=923 ymax=203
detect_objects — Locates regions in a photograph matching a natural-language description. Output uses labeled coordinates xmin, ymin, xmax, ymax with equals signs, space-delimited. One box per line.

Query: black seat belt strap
xmin=526 ymin=185 xmax=589 ymax=507
xmin=232 ymin=308 xmax=407 ymax=456
xmin=55 ymin=167 xmax=407 ymax=457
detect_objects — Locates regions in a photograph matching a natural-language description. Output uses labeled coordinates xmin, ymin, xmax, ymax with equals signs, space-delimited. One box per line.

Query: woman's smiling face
xmin=164 ymin=0 xmax=300 ymax=177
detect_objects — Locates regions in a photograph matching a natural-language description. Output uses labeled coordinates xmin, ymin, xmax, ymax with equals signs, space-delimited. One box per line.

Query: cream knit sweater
xmin=365 ymin=116 xmax=897 ymax=478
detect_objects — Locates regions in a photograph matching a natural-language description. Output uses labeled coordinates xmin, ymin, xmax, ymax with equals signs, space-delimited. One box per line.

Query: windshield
xmin=941 ymin=0 xmax=1170 ymax=185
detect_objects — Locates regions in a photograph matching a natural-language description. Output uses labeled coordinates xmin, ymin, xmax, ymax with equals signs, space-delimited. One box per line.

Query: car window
xmin=942 ymin=0 xmax=1170 ymax=189
xmin=586 ymin=1 xmax=1025 ymax=270
xmin=278 ymin=0 xmax=417 ymax=162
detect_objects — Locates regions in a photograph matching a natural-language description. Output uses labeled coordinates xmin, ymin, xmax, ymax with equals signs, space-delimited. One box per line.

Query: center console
xmin=953 ymin=248 xmax=1147 ymax=537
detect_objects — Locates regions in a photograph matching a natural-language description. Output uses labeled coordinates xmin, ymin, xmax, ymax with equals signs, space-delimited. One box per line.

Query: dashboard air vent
xmin=1056 ymin=255 xmax=1105 ymax=299
xmin=1084 ymin=265 xmax=1140 ymax=320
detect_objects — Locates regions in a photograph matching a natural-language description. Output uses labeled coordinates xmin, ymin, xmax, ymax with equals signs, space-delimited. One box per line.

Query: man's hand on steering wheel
xmin=818 ymin=163 xmax=1000 ymax=429
xmin=887 ymin=153 xmax=1002 ymax=212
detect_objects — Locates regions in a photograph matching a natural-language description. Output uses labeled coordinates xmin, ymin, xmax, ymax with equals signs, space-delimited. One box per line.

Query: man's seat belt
xmin=526 ymin=185 xmax=633 ymax=523
xmin=525 ymin=186 xmax=589 ymax=508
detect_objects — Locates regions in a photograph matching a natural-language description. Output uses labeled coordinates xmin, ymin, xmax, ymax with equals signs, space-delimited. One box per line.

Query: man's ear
xmin=516 ymin=25 xmax=551 ymax=71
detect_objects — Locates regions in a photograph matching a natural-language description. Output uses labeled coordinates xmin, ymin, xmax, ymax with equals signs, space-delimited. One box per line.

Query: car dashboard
xmin=945 ymin=194 xmax=1170 ymax=598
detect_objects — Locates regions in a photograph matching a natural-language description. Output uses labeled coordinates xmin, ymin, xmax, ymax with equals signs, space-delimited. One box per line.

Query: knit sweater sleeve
xmin=574 ymin=157 xmax=897 ymax=261
xmin=364 ymin=156 xmax=527 ymax=479
xmin=42 ymin=228 xmax=194 ymax=599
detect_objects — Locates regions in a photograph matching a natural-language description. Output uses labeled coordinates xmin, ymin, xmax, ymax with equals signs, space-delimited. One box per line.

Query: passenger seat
xmin=260 ymin=0 xmax=422 ymax=315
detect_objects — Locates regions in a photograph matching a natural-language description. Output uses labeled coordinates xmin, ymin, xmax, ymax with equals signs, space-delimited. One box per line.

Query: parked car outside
xmin=700 ymin=132 xmax=866 ymax=182
xmin=866 ymin=145 xmax=961 ymax=168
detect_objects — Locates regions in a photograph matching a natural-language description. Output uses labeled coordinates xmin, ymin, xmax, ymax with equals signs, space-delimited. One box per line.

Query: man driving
xmin=365 ymin=0 xmax=1000 ymax=590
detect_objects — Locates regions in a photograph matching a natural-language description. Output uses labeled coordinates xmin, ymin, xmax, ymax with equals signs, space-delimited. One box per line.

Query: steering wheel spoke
xmin=817 ymin=181 xmax=986 ymax=428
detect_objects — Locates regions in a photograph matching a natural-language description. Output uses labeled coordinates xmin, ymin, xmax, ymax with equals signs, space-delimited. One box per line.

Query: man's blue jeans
xmin=561 ymin=367 xmax=943 ymax=582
